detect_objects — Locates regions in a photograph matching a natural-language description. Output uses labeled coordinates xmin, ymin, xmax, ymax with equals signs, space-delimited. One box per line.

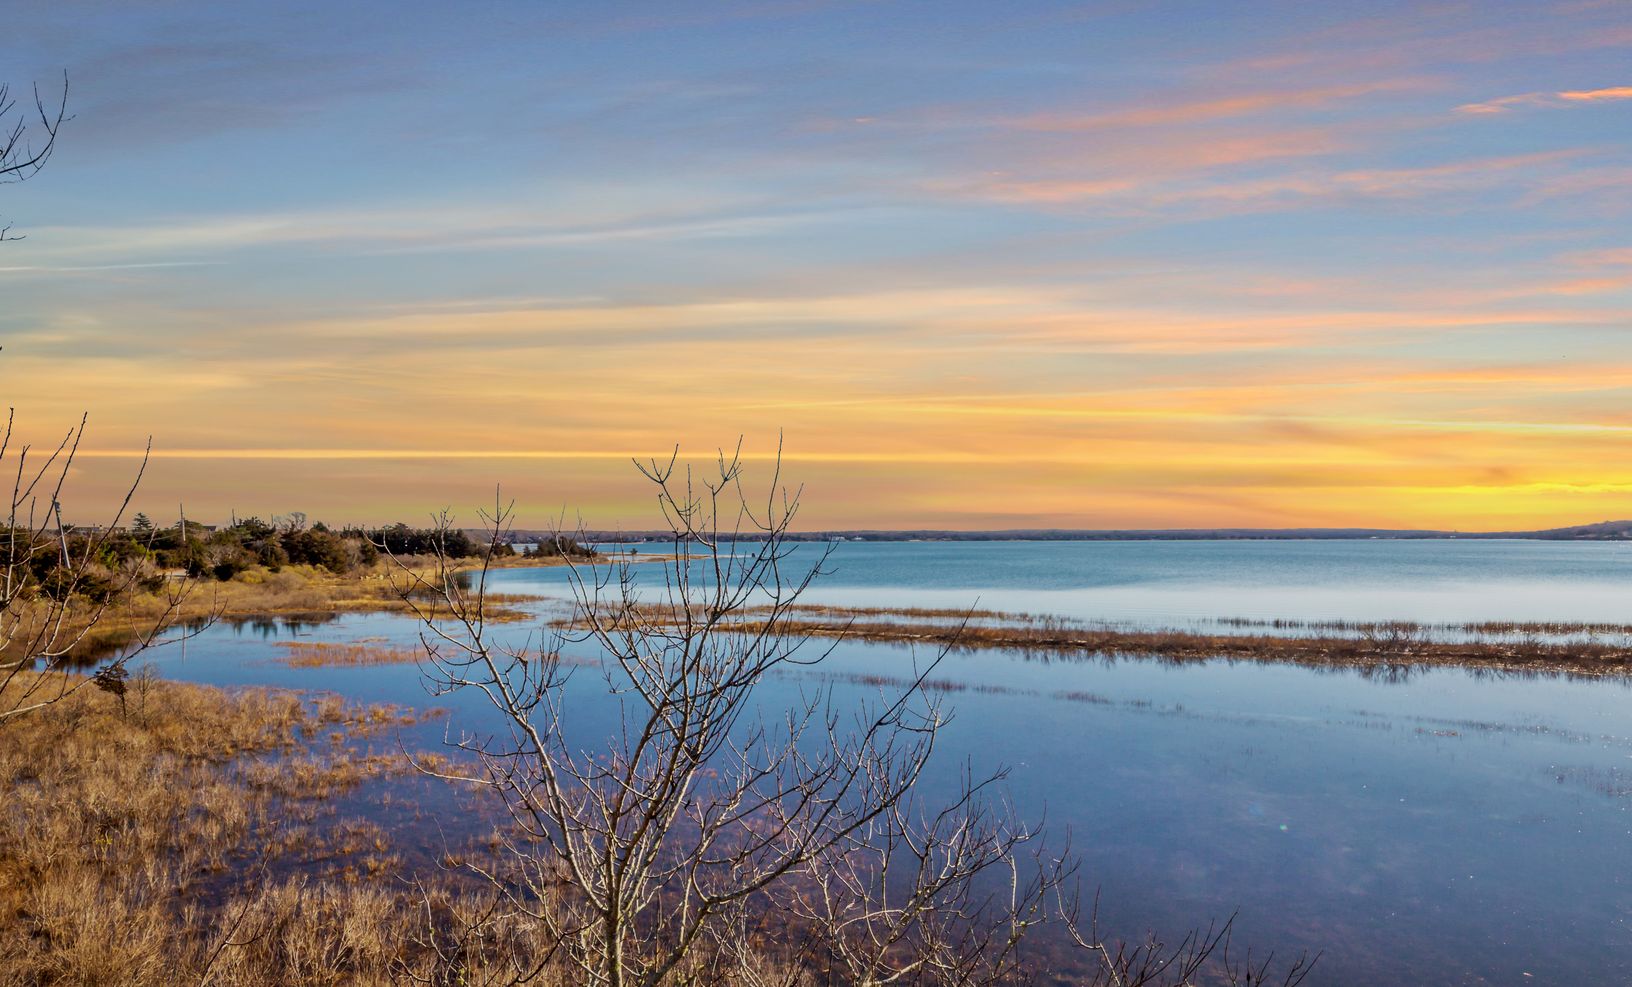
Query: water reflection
xmin=66 ymin=612 xmax=344 ymax=668
xmin=83 ymin=542 xmax=1632 ymax=984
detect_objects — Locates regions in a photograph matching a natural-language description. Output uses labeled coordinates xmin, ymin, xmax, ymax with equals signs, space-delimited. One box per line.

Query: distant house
xmin=55 ymin=524 xmax=128 ymax=536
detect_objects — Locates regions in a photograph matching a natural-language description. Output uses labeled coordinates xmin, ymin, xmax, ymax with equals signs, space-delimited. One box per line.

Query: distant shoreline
xmin=517 ymin=519 xmax=1632 ymax=544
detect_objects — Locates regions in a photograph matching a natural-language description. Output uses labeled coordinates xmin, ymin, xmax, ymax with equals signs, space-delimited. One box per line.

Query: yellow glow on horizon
xmin=8 ymin=269 xmax=1631 ymax=531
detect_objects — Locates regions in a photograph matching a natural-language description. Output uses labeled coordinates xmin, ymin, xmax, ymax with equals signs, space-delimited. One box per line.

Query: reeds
xmin=25 ymin=564 xmax=548 ymax=653
xmin=719 ymin=613 xmax=1632 ymax=677
xmin=0 ymin=669 xmax=819 ymax=985
xmin=0 ymin=671 xmax=444 ymax=985
xmin=272 ymin=640 xmax=426 ymax=668
xmin=1211 ymin=615 xmax=1632 ymax=638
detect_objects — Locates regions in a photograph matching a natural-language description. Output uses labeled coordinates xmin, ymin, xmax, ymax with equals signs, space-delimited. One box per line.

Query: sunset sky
xmin=3 ymin=1 xmax=1630 ymax=530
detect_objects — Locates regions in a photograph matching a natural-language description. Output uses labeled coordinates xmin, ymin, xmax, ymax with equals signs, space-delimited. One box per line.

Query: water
xmin=513 ymin=539 xmax=1632 ymax=626
xmin=136 ymin=541 xmax=1632 ymax=985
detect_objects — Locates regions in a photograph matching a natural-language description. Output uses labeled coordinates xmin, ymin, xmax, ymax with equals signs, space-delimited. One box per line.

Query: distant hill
xmin=1508 ymin=519 xmax=1632 ymax=540
xmin=502 ymin=520 xmax=1632 ymax=543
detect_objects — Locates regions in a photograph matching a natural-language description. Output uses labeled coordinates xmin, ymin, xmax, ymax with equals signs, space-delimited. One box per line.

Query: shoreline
xmin=778 ymin=618 xmax=1632 ymax=677
xmin=554 ymin=519 xmax=1632 ymax=543
xmin=603 ymin=604 xmax=1632 ymax=679
xmin=17 ymin=559 xmax=575 ymax=665
xmin=43 ymin=561 xmax=1632 ymax=679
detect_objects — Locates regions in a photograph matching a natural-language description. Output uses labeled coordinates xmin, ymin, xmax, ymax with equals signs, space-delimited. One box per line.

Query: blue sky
xmin=3 ymin=1 xmax=1630 ymax=528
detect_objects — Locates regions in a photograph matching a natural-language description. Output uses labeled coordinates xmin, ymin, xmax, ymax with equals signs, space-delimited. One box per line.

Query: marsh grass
xmin=271 ymin=640 xmax=427 ymax=668
xmin=167 ymin=566 xmax=544 ymax=623
xmin=0 ymin=671 xmax=468 ymax=985
xmin=768 ymin=602 xmax=1054 ymax=624
xmin=3 ymin=564 xmax=551 ymax=670
xmin=0 ymin=671 xmax=819 ymax=986
xmin=600 ymin=603 xmax=1632 ymax=674
xmin=1212 ymin=616 xmax=1632 ymax=638
xmin=688 ymin=610 xmax=1632 ymax=677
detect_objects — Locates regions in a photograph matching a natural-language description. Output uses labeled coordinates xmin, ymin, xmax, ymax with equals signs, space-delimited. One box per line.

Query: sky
xmin=1 ymin=0 xmax=1630 ymax=531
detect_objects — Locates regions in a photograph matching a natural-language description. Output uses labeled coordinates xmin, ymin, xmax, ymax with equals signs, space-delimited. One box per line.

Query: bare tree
xmin=0 ymin=411 xmax=199 ymax=725
xmin=1056 ymin=889 xmax=1318 ymax=987
xmin=391 ymin=446 xmax=1067 ymax=986
xmin=0 ymin=72 xmax=68 ymax=241
xmin=751 ymin=767 xmax=1059 ymax=986
xmin=393 ymin=446 xmax=1314 ymax=987
xmin=0 ymin=70 xmax=216 ymax=723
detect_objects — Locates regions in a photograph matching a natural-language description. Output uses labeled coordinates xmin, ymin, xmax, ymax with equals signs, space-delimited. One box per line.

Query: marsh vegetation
xmin=0 ymin=671 xmax=457 ymax=985
xmin=679 ymin=606 xmax=1632 ymax=678
xmin=3 ymin=408 xmax=1616 ymax=984
xmin=1 ymin=440 xmax=1324 ymax=986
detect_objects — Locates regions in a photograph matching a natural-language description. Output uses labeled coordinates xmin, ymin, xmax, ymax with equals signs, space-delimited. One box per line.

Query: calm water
xmin=141 ymin=541 xmax=1632 ymax=985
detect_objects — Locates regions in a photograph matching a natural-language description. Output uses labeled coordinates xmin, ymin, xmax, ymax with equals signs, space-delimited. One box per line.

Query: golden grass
xmin=0 ymin=672 xmax=437 ymax=985
xmin=582 ymin=597 xmax=1632 ymax=675
xmin=3 ymin=565 xmax=554 ymax=669
xmin=0 ymin=671 xmax=811 ymax=985
xmin=272 ymin=640 xmax=426 ymax=668
xmin=655 ymin=611 xmax=1632 ymax=678
xmin=131 ymin=564 xmax=546 ymax=623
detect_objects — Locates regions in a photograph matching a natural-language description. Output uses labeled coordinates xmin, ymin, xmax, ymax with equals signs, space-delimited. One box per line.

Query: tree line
xmin=6 ymin=512 xmax=593 ymax=602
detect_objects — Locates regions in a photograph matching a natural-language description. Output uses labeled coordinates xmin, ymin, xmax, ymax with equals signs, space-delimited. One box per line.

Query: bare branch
xmin=0 ymin=72 xmax=69 ymax=241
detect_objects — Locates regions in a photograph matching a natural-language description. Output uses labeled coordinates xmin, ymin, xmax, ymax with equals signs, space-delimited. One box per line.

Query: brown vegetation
xmin=0 ymin=670 xmax=1031 ymax=986
xmin=582 ymin=598 xmax=1632 ymax=677
xmin=25 ymin=567 xmax=552 ymax=665
xmin=0 ymin=669 xmax=845 ymax=986
xmin=726 ymin=613 xmax=1632 ymax=677
xmin=0 ymin=670 xmax=480 ymax=984
xmin=150 ymin=565 xmax=547 ymax=623
xmin=0 ymin=627 xmax=1322 ymax=987
xmin=772 ymin=603 xmax=1058 ymax=624
xmin=272 ymin=640 xmax=428 ymax=668
xmin=1210 ymin=615 xmax=1632 ymax=638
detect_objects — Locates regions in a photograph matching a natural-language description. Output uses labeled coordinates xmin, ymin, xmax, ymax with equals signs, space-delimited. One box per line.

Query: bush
xmin=253 ymin=539 xmax=289 ymax=570
xmin=36 ymin=561 xmax=123 ymax=604
xmin=280 ymin=529 xmax=351 ymax=573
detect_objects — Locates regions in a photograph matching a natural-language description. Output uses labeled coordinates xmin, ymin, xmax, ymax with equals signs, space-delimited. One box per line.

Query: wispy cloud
xmin=936 ymin=149 xmax=1594 ymax=214
xmin=1563 ymin=247 xmax=1632 ymax=267
xmin=0 ymin=261 xmax=223 ymax=275
xmin=20 ymin=195 xmax=837 ymax=263
xmin=1010 ymin=80 xmax=1432 ymax=131
xmin=9 ymin=0 xmax=1632 ymax=529
xmin=1209 ymin=7 xmax=1632 ymax=82
xmin=1457 ymin=84 xmax=1632 ymax=113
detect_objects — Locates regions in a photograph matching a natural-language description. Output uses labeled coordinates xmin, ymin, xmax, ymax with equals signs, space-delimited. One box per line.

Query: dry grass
xmin=0 ymin=672 xmax=816 ymax=986
xmin=18 ymin=564 xmax=550 ymax=658
xmin=272 ymin=640 xmax=426 ymax=668
xmin=576 ymin=599 xmax=1632 ymax=676
xmin=0 ymin=672 xmax=428 ymax=985
xmin=1211 ymin=616 xmax=1632 ymax=637
xmin=4 ymin=566 xmax=554 ymax=670
xmin=772 ymin=602 xmax=1049 ymax=623
xmin=691 ymin=612 xmax=1632 ymax=678
xmin=155 ymin=565 xmax=546 ymax=623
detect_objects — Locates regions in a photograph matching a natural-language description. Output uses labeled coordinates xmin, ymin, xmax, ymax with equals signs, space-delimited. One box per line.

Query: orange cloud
xmin=1560 ymin=85 xmax=1632 ymax=102
xmin=936 ymin=145 xmax=1591 ymax=213
xmin=1457 ymin=85 xmax=1632 ymax=113
xmin=1564 ymin=247 xmax=1632 ymax=267
xmin=1010 ymin=80 xmax=1429 ymax=131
